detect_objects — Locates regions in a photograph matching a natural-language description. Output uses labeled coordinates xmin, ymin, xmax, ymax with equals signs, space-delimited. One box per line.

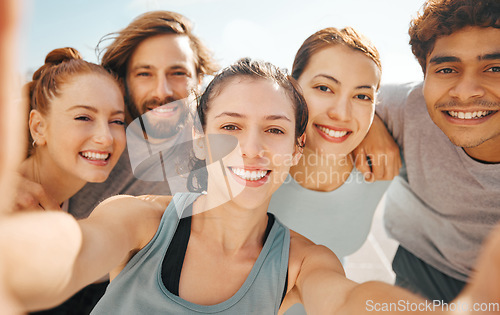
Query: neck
xmin=290 ymin=147 xmax=354 ymax=192
xmin=191 ymin=194 xmax=270 ymax=255
xmin=463 ymin=138 xmax=500 ymax=164
xmin=22 ymin=153 xmax=86 ymax=206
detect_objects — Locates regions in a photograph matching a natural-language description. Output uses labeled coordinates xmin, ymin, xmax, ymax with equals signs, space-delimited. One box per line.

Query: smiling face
xmin=297 ymin=45 xmax=380 ymax=158
xmin=203 ymin=78 xmax=300 ymax=209
xmin=39 ymin=73 xmax=126 ymax=183
xmin=126 ymin=34 xmax=200 ymax=139
xmin=423 ymin=26 xmax=500 ymax=162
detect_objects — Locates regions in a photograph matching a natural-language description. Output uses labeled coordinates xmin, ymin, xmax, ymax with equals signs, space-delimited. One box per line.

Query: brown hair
xmin=197 ymin=58 xmax=308 ymax=142
xmin=98 ymin=11 xmax=219 ymax=80
xmin=292 ymin=27 xmax=381 ymax=84
xmin=409 ymin=0 xmax=500 ymax=73
xmin=27 ymin=47 xmax=118 ymax=155
xmin=188 ymin=58 xmax=308 ymax=192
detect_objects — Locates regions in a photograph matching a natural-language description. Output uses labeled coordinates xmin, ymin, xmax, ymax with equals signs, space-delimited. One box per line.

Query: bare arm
xmin=0 ymin=195 xmax=165 ymax=311
xmin=352 ymin=114 xmax=401 ymax=182
xmin=283 ymin=233 xmax=426 ymax=315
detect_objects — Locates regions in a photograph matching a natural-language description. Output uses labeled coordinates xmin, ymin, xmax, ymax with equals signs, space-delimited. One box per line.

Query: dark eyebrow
xmin=130 ymin=64 xmax=191 ymax=73
xmin=214 ymin=112 xmax=291 ymax=122
xmin=356 ymin=85 xmax=375 ymax=90
xmin=67 ymin=105 xmax=124 ymax=115
xmin=478 ymin=52 xmax=500 ymax=61
xmin=313 ymin=74 xmax=340 ymax=85
xmin=429 ymin=56 xmax=461 ymax=65
xmin=130 ymin=64 xmax=153 ymax=71
xmin=314 ymin=74 xmax=374 ymax=90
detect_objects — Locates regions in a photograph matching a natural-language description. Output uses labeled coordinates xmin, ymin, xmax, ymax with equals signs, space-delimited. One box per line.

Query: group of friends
xmin=0 ymin=0 xmax=499 ymax=314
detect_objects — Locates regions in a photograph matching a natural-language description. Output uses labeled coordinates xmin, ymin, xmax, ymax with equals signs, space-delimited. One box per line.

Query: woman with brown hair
xmin=16 ymin=47 xmax=126 ymax=314
xmin=17 ymin=47 xmax=126 ymax=212
xmin=269 ymin=27 xmax=397 ymax=260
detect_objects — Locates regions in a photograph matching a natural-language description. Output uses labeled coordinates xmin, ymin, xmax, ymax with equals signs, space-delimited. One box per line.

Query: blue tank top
xmin=91 ymin=193 xmax=290 ymax=314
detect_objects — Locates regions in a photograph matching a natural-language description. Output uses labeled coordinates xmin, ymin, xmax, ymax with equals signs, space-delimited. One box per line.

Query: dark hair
xmin=292 ymin=27 xmax=381 ymax=86
xmin=188 ymin=58 xmax=308 ymax=192
xmin=409 ymin=0 xmax=500 ymax=73
xmin=198 ymin=58 xmax=308 ymax=140
xmin=27 ymin=47 xmax=118 ymax=156
xmin=97 ymin=11 xmax=219 ymax=80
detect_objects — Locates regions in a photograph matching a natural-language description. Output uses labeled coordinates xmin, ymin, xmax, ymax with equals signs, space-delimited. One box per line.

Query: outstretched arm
xmin=352 ymin=114 xmax=401 ymax=182
xmin=283 ymin=233 xmax=426 ymax=315
xmin=455 ymin=224 xmax=500 ymax=312
xmin=0 ymin=195 xmax=164 ymax=312
xmin=287 ymin=226 xmax=500 ymax=315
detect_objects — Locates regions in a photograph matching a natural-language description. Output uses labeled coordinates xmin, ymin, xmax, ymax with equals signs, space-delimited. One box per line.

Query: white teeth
xmin=81 ymin=152 xmax=109 ymax=161
xmin=317 ymin=125 xmax=348 ymax=138
xmin=231 ymin=168 xmax=268 ymax=181
xmin=447 ymin=110 xmax=492 ymax=119
xmin=153 ymin=107 xmax=175 ymax=113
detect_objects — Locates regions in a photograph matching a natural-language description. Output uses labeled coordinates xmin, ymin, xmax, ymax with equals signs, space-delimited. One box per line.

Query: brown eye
xmin=222 ymin=125 xmax=239 ymax=131
xmin=266 ymin=128 xmax=284 ymax=135
xmin=316 ymin=85 xmax=331 ymax=92
xmin=436 ymin=68 xmax=456 ymax=74
xmin=486 ymin=66 xmax=500 ymax=73
xmin=75 ymin=116 xmax=91 ymax=121
xmin=355 ymin=94 xmax=372 ymax=101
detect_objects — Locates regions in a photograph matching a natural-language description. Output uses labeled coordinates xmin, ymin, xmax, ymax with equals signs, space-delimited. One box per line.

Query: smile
xmin=229 ymin=167 xmax=270 ymax=181
xmin=317 ymin=125 xmax=350 ymax=138
xmin=315 ymin=124 xmax=352 ymax=143
xmin=151 ymin=106 xmax=177 ymax=113
xmin=147 ymin=104 xmax=179 ymax=117
xmin=445 ymin=110 xmax=496 ymax=120
xmin=79 ymin=151 xmax=110 ymax=161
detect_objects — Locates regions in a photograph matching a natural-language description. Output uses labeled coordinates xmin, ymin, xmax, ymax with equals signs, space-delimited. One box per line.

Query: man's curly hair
xmin=409 ymin=0 xmax=500 ymax=73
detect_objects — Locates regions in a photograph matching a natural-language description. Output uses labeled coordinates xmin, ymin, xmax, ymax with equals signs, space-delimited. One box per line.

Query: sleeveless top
xmin=91 ymin=193 xmax=290 ymax=314
xmin=269 ymin=168 xmax=390 ymax=259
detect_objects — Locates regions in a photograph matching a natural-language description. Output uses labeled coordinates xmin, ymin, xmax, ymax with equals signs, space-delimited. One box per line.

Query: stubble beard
xmin=125 ymin=93 xmax=190 ymax=141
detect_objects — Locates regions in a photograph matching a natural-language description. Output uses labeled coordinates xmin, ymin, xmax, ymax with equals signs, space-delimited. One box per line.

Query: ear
xmin=291 ymin=134 xmax=306 ymax=166
xmin=29 ymin=110 xmax=47 ymax=146
xmin=192 ymin=127 xmax=206 ymax=160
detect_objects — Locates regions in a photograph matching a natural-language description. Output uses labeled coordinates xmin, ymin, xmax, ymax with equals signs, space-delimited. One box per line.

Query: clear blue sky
xmin=21 ymin=0 xmax=425 ymax=83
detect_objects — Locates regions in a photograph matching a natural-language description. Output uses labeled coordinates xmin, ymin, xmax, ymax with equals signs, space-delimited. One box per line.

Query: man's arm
xmin=353 ymin=114 xmax=401 ymax=182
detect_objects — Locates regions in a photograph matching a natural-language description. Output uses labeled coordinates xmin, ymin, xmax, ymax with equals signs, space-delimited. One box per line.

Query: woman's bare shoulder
xmin=93 ymin=194 xmax=173 ymax=217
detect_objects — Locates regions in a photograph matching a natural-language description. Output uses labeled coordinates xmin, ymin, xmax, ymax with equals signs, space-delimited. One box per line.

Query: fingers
xmin=14 ymin=177 xmax=60 ymax=212
xmin=370 ymin=145 xmax=401 ymax=181
xmin=353 ymin=148 xmax=373 ymax=181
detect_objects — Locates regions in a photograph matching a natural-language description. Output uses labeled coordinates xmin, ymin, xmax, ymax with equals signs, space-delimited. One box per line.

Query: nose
xmin=153 ymin=75 xmax=174 ymax=101
xmin=239 ymin=130 xmax=264 ymax=159
xmin=327 ymin=96 xmax=352 ymax=121
xmin=449 ymin=73 xmax=485 ymax=102
xmin=93 ymin=122 xmax=113 ymax=147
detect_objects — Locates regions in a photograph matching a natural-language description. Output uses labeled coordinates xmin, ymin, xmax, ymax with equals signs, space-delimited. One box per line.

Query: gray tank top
xmin=91 ymin=193 xmax=290 ymax=314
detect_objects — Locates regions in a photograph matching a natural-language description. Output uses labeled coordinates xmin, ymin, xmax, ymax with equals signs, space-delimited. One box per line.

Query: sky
xmin=21 ymin=0 xmax=425 ymax=84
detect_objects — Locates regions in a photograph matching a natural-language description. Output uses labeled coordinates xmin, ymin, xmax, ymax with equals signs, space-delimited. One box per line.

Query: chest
xmin=178 ymin=236 xmax=260 ymax=305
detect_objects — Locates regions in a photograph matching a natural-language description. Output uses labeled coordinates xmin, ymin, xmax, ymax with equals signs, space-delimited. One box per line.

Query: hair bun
xmin=44 ymin=47 xmax=82 ymax=66
xmin=31 ymin=47 xmax=82 ymax=81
